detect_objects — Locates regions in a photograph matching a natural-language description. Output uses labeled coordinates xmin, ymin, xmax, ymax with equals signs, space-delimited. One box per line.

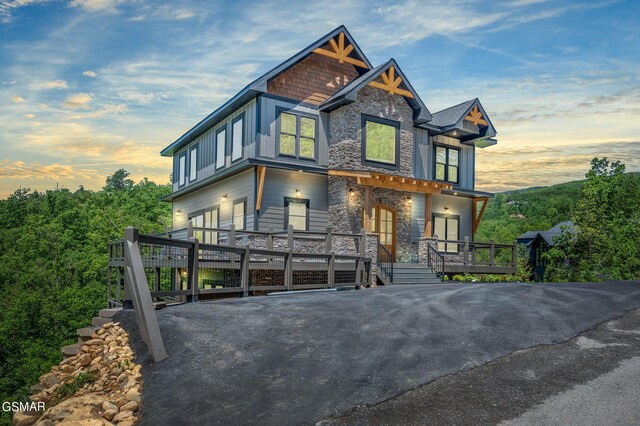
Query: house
xmin=160 ymin=26 xmax=500 ymax=267
xmin=517 ymin=221 xmax=575 ymax=281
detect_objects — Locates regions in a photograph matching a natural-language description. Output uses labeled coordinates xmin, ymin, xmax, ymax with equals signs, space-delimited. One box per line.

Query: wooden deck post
xmin=328 ymin=252 xmax=335 ymax=287
xmin=242 ymin=246 xmax=250 ymax=297
xmin=186 ymin=220 xmax=193 ymax=239
xmin=285 ymin=252 xmax=293 ymax=291
xmin=363 ymin=187 xmax=372 ymax=232
xmin=489 ymin=240 xmax=495 ymax=266
xmin=287 ymin=224 xmax=294 ymax=251
xmin=356 ymin=228 xmax=366 ymax=286
xmin=325 ymin=226 xmax=332 ymax=252
xmin=123 ymin=227 xmax=139 ymax=309
xmin=228 ymin=223 xmax=236 ymax=246
xmin=154 ymin=268 xmax=160 ymax=292
xmin=267 ymin=227 xmax=273 ymax=251
xmin=512 ymin=240 xmax=518 ymax=269
xmin=188 ymin=237 xmax=199 ymax=302
xmin=463 ymin=236 xmax=469 ymax=265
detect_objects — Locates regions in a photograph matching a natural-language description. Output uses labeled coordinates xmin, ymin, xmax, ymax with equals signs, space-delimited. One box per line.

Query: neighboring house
xmin=161 ymin=26 xmax=499 ymax=263
xmin=517 ymin=221 xmax=575 ymax=281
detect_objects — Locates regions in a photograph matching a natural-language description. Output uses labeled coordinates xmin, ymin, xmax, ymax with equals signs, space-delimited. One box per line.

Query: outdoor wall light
xmin=295 ymin=189 xmax=301 ymax=198
xmin=221 ymin=194 xmax=228 ymax=201
xmin=176 ymin=209 xmax=182 ymax=213
xmin=349 ymin=188 xmax=355 ymax=197
xmin=444 ymin=207 xmax=450 ymax=214
xmin=406 ymin=196 xmax=412 ymax=204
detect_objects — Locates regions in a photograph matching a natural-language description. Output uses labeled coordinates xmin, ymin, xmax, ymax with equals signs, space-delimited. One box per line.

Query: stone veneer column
xmin=365 ymin=233 xmax=379 ymax=286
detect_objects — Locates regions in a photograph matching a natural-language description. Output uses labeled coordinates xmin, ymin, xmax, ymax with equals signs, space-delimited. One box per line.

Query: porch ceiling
xmin=328 ymin=169 xmax=453 ymax=194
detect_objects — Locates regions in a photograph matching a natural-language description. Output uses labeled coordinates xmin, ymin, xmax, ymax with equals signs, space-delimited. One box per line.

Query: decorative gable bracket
xmin=313 ymin=32 xmax=369 ymax=69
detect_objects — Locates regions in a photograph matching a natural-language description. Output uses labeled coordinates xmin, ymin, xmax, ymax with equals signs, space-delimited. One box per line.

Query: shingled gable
xmin=427 ymin=98 xmax=497 ymax=147
xmin=161 ymin=25 xmax=371 ymax=157
xmin=319 ymin=59 xmax=433 ymax=124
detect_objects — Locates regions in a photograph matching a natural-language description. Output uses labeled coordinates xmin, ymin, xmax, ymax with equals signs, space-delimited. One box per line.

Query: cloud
xmin=28 ymin=79 xmax=68 ymax=90
xmin=68 ymin=102 xmax=128 ymax=119
xmin=83 ymin=70 xmax=97 ymax=77
xmin=68 ymin=0 xmax=127 ymax=13
xmin=0 ymin=159 xmax=98 ymax=180
xmin=24 ymin=113 xmax=36 ymax=118
xmin=62 ymin=92 xmax=93 ymax=109
xmin=0 ymin=0 xmax=49 ymax=24
xmin=11 ymin=95 xmax=25 ymax=102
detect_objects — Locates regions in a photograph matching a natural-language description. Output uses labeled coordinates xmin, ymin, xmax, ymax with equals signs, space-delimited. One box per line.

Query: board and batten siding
xmin=430 ymin=135 xmax=475 ymax=191
xmin=172 ymin=169 xmax=255 ymax=230
xmin=258 ymin=169 xmax=328 ymax=231
xmin=172 ymin=99 xmax=257 ymax=192
xmin=257 ymin=95 xmax=328 ymax=166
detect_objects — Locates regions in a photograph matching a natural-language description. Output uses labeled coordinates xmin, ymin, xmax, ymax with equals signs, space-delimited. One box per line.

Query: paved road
xmin=118 ymin=281 xmax=640 ymax=426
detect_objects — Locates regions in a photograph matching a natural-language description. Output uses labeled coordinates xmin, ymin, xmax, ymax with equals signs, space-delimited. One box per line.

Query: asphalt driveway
xmin=119 ymin=281 xmax=640 ymax=426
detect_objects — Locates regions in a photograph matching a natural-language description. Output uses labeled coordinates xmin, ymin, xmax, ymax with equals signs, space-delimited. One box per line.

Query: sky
xmin=1 ymin=0 xmax=639 ymax=197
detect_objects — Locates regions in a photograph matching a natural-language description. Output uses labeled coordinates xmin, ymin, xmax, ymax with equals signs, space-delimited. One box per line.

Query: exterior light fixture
xmin=349 ymin=188 xmax=355 ymax=197
xmin=453 ymin=130 xmax=458 ymax=136
xmin=295 ymin=189 xmax=301 ymax=198
xmin=453 ymin=192 xmax=458 ymax=196
xmin=221 ymin=194 xmax=228 ymax=201
xmin=406 ymin=196 xmax=412 ymax=204
xmin=444 ymin=207 xmax=450 ymax=214
xmin=176 ymin=209 xmax=182 ymax=213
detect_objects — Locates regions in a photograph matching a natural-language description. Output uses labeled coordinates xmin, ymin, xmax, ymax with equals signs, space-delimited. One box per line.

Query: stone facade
xmin=327 ymin=85 xmax=415 ymax=176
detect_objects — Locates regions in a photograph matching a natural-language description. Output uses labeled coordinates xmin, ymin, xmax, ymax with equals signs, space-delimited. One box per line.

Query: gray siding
xmin=413 ymin=128 xmax=431 ymax=180
xmin=411 ymin=193 xmax=473 ymax=241
xmin=172 ymin=169 xmax=255 ymax=230
xmin=431 ymin=135 xmax=475 ymax=190
xmin=257 ymin=95 xmax=328 ymax=166
xmin=172 ymin=99 xmax=257 ymax=192
xmin=258 ymin=169 xmax=328 ymax=231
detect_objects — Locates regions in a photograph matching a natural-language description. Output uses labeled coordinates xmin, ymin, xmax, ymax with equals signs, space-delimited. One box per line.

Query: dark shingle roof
xmin=429 ymin=99 xmax=476 ymax=127
xmin=519 ymin=221 xmax=575 ymax=246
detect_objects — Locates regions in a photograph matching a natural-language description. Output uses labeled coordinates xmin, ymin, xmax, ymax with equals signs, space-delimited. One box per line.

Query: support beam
xmin=255 ymin=166 xmax=266 ymax=211
xmin=363 ymin=186 xmax=372 ymax=232
xmin=424 ymin=193 xmax=432 ymax=237
xmin=472 ymin=197 xmax=489 ymax=234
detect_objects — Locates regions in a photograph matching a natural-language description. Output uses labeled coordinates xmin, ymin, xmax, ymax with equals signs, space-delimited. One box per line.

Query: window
xmin=277 ymin=110 xmax=316 ymax=160
xmin=231 ymin=115 xmax=244 ymax=162
xmin=216 ymin=127 xmax=226 ymax=169
xmin=189 ymin=207 xmax=219 ymax=243
xmin=434 ymin=145 xmax=459 ymax=184
xmin=362 ymin=115 xmax=399 ymax=167
xmin=189 ymin=146 xmax=197 ymax=182
xmin=178 ymin=153 xmax=186 ymax=186
xmin=285 ymin=198 xmax=308 ymax=230
xmin=433 ymin=213 xmax=459 ymax=253
xmin=233 ymin=200 xmax=246 ymax=230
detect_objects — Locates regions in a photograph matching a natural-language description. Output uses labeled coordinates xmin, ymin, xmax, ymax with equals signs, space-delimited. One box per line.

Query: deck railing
xmin=108 ymin=224 xmax=371 ymax=307
xmin=421 ymin=236 xmax=517 ymax=275
xmin=377 ymin=243 xmax=394 ymax=283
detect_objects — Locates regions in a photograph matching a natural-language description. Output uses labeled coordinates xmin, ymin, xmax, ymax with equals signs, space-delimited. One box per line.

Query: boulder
xmin=120 ymin=401 xmax=139 ymax=412
xmin=112 ymin=410 xmax=133 ymax=423
xmin=45 ymin=393 xmax=104 ymax=422
xmin=12 ymin=410 xmax=42 ymax=426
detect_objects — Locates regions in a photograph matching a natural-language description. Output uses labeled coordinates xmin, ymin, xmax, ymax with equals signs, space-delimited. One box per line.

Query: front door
xmin=371 ymin=204 xmax=396 ymax=261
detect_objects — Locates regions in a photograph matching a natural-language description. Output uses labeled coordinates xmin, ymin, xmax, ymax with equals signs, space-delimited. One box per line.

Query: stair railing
xmin=426 ymin=243 xmax=445 ymax=277
xmin=377 ymin=243 xmax=394 ymax=283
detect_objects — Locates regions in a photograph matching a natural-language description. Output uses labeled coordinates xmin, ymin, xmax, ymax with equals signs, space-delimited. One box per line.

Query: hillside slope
xmin=475 ymin=180 xmax=583 ymax=244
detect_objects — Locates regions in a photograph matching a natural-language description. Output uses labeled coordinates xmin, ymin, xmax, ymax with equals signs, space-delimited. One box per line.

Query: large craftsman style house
xmin=160 ymin=26 xmax=505 ymax=277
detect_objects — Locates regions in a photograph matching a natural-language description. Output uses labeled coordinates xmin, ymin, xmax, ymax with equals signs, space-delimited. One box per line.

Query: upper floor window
xmin=178 ymin=153 xmax=186 ymax=186
xmin=189 ymin=146 xmax=198 ymax=182
xmin=434 ymin=145 xmax=459 ymax=184
xmin=362 ymin=115 xmax=399 ymax=168
xmin=216 ymin=127 xmax=226 ymax=169
xmin=277 ymin=110 xmax=316 ymax=160
xmin=285 ymin=198 xmax=308 ymax=230
xmin=233 ymin=199 xmax=246 ymax=230
xmin=231 ymin=114 xmax=244 ymax=162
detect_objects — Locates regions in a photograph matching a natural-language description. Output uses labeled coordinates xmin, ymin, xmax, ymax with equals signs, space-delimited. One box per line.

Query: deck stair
xmin=61 ymin=308 xmax=122 ymax=358
xmin=392 ymin=263 xmax=442 ymax=285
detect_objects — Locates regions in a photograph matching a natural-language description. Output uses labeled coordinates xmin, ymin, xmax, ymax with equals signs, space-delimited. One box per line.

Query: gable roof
xmin=427 ymin=98 xmax=497 ymax=147
xmin=518 ymin=221 xmax=575 ymax=246
xmin=429 ymin=99 xmax=477 ymax=127
xmin=161 ymin=26 xmax=371 ymax=157
xmin=319 ymin=59 xmax=433 ymax=124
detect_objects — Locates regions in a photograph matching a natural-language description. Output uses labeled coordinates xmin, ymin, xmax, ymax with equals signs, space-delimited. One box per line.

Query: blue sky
xmin=1 ymin=0 xmax=639 ymax=196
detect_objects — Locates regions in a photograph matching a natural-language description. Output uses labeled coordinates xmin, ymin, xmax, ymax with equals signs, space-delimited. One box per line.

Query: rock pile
xmin=13 ymin=322 xmax=142 ymax=426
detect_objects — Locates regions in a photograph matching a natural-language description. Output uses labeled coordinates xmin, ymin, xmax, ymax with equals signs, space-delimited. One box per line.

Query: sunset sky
xmin=1 ymin=0 xmax=639 ymax=197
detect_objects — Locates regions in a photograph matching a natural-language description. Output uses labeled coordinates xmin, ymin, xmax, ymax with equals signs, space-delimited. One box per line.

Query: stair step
xmin=76 ymin=326 xmax=99 ymax=341
xmin=98 ymin=308 xmax=121 ymax=318
xmin=92 ymin=316 xmax=112 ymax=327
xmin=61 ymin=343 xmax=81 ymax=357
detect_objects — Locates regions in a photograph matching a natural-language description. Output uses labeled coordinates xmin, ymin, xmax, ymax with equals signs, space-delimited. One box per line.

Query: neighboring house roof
xmin=518 ymin=221 xmax=575 ymax=246
xmin=161 ymin=25 xmax=371 ymax=157
xmin=319 ymin=59 xmax=433 ymax=123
